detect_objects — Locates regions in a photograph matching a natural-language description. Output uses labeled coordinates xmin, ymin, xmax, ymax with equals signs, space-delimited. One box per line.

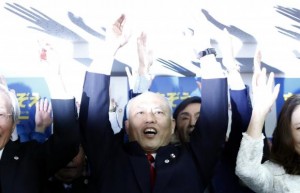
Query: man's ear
xmin=171 ymin=118 xmax=176 ymax=135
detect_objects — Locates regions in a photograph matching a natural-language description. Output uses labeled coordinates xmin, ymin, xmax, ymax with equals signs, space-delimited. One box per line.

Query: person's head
xmin=55 ymin=145 xmax=86 ymax=183
xmin=125 ymin=92 xmax=175 ymax=153
xmin=173 ymin=96 xmax=201 ymax=143
xmin=0 ymin=84 xmax=20 ymax=150
xmin=271 ymin=94 xmax=300 ymax=174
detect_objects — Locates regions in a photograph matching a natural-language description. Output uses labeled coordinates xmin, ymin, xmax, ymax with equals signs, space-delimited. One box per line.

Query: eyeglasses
xmin=0 ymin=113 xmax=12 ymax=122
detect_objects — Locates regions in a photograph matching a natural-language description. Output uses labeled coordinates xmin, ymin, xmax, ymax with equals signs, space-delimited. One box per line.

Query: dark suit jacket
xmin=80 ymin=72 xmax=228 ymax=193
xmin=0 ymin=99 xmax=79 ymax=193
xmin=42 ymin=175 xmax=89 ymax=193
xmin=210 ymin=87 xmax=270 ymax=193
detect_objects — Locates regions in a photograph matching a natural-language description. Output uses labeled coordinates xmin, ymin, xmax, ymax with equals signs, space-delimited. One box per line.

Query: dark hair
xmin=270 ymin=94 xmax=300 ymax=174
xmin=173 ymin=96 xmax=202 ymax=120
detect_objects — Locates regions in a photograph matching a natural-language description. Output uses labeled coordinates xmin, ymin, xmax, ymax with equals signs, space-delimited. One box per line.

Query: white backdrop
xmin=1 ymin=0 xmax=299 ymax=137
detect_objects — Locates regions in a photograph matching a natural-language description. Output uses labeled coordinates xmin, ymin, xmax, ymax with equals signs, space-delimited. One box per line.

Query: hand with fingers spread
xmin=246 ymin=68 xmax=280 ymax=138
xmin=35 ymin=98 xmax=53 ymax=133
xmin=246 ymin=54 xmax=280 ymax=139
xmin=250 ymin=63 xmax=280 ymax=123
xmin=236 ymin=51 xmax=300 ymax=193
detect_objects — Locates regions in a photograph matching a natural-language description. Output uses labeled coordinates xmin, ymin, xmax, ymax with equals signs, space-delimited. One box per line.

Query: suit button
xmin=170 ymin=153 xmax=176 ymax=159
xmin=164 ymin=159 xmax=170 ymax=163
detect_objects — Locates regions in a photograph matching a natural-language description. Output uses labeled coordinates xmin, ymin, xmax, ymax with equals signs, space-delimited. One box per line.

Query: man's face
xmin=176 ymin=103 xmax=201 ymax=142
xmin=0 ymin=92 xmax=14 ymax=150
xmin=291 ymin=105 xmax=300 ymax=155
xmin=125 ymin=93 xmax=175 ymax=153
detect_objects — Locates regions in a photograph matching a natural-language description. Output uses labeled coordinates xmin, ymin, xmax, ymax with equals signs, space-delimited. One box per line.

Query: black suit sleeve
xmin=190 ymin=78 xmax=228 ymax=186
xmin=79 ymin=72 xmax=114 ymax=177
xmin=42 ymin=98 xmax=80 ymax=176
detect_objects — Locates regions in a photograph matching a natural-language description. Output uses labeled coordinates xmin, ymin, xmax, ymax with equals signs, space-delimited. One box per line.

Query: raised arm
xmin=247 ymin=64 xmax=280 ymax=138
xmin=209 ymin=28 xmax=254 ymax=193
xmin=235 ymin=57 xmax=280 ymax=192
xmin=36 ymin=42 xmax=80 ymax=176
xmin=189 ymin=21 xmax=229 ymax=186
xmin=79 ymin=14 xmax=131 ymax=176
xmin=219 ymin=28 xmax=250 ymax=160
xmin=126 ymin=32 xmax=154 ymax=98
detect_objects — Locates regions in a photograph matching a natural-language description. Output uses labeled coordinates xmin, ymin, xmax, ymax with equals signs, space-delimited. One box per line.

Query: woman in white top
xmin=235 ymin=55 xmax=300 ymax=192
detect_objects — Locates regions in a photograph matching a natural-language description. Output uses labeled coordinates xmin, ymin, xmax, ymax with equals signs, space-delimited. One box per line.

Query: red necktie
xmin=146 ymin=153 xmax=156 ymax=190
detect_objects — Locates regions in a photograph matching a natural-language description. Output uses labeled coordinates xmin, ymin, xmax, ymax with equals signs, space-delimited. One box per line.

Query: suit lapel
xmin=129 ymin=155 xmax=151 ymax=193
xmin=126 ymin=142 xmax=151 ymax=193
xmin=126 ymin=143 xmax=180 ymax=193
xmin=1 ymin=141 xmax=22 ymax=192
xmin=153 ymin=145 xmax=179 ymax=193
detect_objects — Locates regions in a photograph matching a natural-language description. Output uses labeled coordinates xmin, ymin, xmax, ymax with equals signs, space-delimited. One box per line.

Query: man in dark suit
xmin=0 ymin=72 xmax=79 ymax=193
xmin=172 ymin=28 xmax=256 ymax=193
xmin=42 ymin=145 xmax=89 ymax=193
xmin=209 ymin=36 xmax=270 ymax=193
xmin=22 ymin=97 xmax=89 ymax=193
xmin=79 ymin=14 xmax=228 ymax=193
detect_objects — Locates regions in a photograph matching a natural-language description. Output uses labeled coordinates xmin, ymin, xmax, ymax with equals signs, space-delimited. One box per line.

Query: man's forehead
xmin=138 ymin=92 xmax=164 ymax=99
xmin=131 ymin=99 xmax=171 ymax=114
xmin=134 ymin=103 xmax=164 ymax=109
xmin=134 ymin=93 xmax=166 ymax=104
xmin=0 ymin=94 xmax=10 ymax=106
xmin=127 ymin=92 xmax=171 ymax=114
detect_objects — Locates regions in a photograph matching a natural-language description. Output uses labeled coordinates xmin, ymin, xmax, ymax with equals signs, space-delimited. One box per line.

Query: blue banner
xmin=150 ymin=76 xmax=201 ymax=111
xmin=275 ymin=77 xmax=300 ymax=117
xmin=7 ymin=77 xmax=51 ymax=141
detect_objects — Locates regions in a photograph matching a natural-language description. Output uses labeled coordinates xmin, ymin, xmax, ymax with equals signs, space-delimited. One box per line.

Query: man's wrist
xmin=197 ymin=48 xmax=216 ymax=59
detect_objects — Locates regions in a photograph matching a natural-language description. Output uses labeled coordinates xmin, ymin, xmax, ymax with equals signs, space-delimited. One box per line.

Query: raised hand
xmin=247 ymin=52 xmax=280 ymax=138
xmin=40 ymin=42 xmax=72 ymax=99
xmin=125 ymin=32 xmax=153 ymax=93
xmin=219 ymin=28 xmax=244 ymax=90
xmin=35 ymin=98 xmax=52 ymax=133
xmin=106 ymin=14 xmax=131 ymax=55
xmin=253 ymin=49 xmax=262 ymax=74
xmin=137 ymin=32 xmax=153 ymax=76
xmin=38 ymin=40 xmax=61 ymax=75
xmin=251 ymin=67 xmax=280 ymax=116
xmin=219 ymin=28 xmax=240 ymax=72
xmin=88 ymin=14 xmax=132 ymax=75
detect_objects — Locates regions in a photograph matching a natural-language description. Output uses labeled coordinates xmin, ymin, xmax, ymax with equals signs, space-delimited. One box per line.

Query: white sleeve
xmin=132 ymin=74 xmax=152 ymax=93
xmin=235 ymin=133 xmax=274 ymax=193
